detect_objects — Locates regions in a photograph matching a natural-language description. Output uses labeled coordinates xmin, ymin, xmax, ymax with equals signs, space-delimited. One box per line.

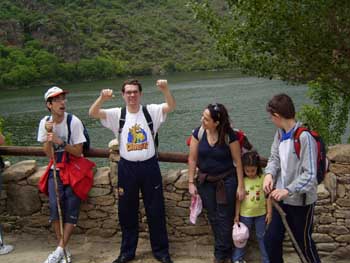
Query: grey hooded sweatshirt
xmin=265 ymin=122 xmax=318 ymax=206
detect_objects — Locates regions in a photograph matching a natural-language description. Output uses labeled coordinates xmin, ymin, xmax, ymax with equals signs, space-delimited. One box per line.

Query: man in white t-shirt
xmin=89 ymin=79 xmax=176 ymax=263
xmin=38 ymin=86 xmax=86 ymax=263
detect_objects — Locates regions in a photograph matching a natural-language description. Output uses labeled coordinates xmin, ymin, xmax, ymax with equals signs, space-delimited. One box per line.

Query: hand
xmin=271 ymin=189 xmax=289 ymax=201
xmin=188 ymin=182 xmax=198 ymax=196
xmin=45 ymin=121 xmax=54 ymax=132
xmin=263 ymin=173 xmax=274 ymax=194
xmin=47 ymin=132 xmax=63 ymax=145
xmin=265 ymin=212 xmax=272 ymax=225
xmin=100 ymin=89 xmax=114 ymax=101
xmin=234 ymin=215 xmax=240 ymax=224
xmin=156 ymin=79 xmax=168 ymax=92
xmin=236 ymin=185 xmax=245 ymax=201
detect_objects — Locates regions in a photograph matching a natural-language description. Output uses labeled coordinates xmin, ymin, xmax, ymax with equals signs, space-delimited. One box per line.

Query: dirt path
xmin=1 ymin=233 xmax=345 ymax=263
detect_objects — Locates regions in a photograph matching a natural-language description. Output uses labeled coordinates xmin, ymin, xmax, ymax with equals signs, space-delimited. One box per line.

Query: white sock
xmin=55 ymin=246 xmax=64 ymax=256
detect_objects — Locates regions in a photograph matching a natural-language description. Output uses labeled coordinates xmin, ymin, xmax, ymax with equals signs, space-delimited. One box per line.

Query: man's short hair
xmin=122 ymin=79 xmax=142 ymax=93
xmin=266 ymin=93 xmax=295 ymax=119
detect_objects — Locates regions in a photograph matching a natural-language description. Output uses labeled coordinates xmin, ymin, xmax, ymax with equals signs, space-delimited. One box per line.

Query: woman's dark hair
xmin=122 ymin=79 xmax=142 ymax=93
xmin=207 ymin=103 xmax=233 ymax=145
xmin=241 ymin=151 xmax=262 ymax=176
xmin=266 ymin=93 xmax=295 ymax=119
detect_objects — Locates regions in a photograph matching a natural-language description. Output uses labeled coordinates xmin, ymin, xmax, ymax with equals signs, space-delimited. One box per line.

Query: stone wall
xmin=1 ymin=144 xmax=350 ymax=260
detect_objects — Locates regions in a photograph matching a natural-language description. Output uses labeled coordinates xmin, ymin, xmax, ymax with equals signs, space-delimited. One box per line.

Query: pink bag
xmin=189 ymin=194 xmax=202 ymax=224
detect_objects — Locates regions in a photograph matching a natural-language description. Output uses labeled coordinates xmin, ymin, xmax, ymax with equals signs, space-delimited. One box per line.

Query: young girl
xmin=233 ymin=151 xmax=272 ymax=263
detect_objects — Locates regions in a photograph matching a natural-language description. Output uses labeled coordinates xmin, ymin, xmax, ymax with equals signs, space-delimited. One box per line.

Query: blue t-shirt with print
xmin=192 ymin=127 xmax=237 ymax=174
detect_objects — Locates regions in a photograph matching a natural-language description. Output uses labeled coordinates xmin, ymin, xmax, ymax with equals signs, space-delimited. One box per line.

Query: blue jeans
xmin=233 ymin=215 xmax=270 ymax=263
xmin=198 ymin=174 xmax=237 ymax=260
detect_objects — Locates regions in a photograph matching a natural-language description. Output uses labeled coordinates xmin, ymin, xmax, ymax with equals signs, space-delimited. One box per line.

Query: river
xmin=0 ymin=70 xmax=309 ymax=169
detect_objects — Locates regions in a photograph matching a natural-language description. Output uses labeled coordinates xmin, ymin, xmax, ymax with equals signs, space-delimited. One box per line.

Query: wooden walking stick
xmin=270 ymin=199 xmax=308 ymax=263
xmin=49 ymin=140 xmax=68 ymax=262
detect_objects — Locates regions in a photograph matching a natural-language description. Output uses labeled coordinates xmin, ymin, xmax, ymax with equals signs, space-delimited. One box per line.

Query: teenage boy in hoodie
xmin=263 ymin=93 xmax=320 ymax=263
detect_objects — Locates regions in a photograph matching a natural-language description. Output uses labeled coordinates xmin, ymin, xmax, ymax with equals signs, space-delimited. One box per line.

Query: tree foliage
xmin=0 ymin=0 xmax=231 ymax=88
xmin=189 ymin=0 xmax=350 ymax=145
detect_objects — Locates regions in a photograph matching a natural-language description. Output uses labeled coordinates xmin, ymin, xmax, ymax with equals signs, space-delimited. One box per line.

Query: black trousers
xmin=197 ymin=174 xmax=237 ymax=260
xmin=117 ymin=156 xmax=170 ymax=260
xmin=264 ymin=202 xmax=321 ymax=263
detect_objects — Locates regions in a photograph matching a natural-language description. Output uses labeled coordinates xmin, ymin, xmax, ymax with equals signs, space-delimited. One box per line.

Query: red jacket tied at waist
xmin=38 ymin=153 xmax=96 ymax=200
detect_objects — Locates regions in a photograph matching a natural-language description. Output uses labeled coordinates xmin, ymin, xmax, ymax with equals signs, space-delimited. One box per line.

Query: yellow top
xmin=240 ymin=175 xmax=266 ymax=217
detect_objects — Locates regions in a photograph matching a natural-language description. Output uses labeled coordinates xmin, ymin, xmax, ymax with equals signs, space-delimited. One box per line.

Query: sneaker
xmin=44 ymin=249 xmax=64 ymax=263
xmin=0 ymin=244 xmax=14 ymax=255
xmin=233 ymin=261 xmax=246 ymax=263
xmin=59 ymin=249 xmax=72 ymax=263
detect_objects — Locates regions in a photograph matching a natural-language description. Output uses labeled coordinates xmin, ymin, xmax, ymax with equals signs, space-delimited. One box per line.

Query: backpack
xmin=187 ymin=126 xmax=253 ymax=154
xmin=119 ymin=106 xmax=158 ymax=148
xmin=46 ymin=113 xmax=90 ymax=154
xmin=293 ymin=127 xmax=329 ymax=184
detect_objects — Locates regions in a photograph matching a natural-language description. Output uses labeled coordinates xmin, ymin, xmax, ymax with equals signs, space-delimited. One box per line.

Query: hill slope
xmin=0 ymin=0 xmax=230 ymax=87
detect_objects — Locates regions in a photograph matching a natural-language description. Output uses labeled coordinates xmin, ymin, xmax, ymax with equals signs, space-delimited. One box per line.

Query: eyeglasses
xmin=124 ymin=90 xmax=139 ymax=96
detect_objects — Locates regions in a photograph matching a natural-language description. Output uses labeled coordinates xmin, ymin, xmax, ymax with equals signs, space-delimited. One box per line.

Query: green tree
xmin=189 ymin=0 xmax=350 ymax=145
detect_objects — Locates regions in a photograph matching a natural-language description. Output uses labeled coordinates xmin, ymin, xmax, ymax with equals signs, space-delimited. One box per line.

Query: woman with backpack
xmin=188 ymin=103 xmax=245 ymax=263
xmin=263 ymin=93 xmax=321 ymax=263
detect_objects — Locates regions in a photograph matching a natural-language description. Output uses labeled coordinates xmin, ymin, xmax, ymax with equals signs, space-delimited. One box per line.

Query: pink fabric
xmin=189 ymin=194 xmax=202 ymax=224
xmin=232 ymin=222 xmax=249 ymax=248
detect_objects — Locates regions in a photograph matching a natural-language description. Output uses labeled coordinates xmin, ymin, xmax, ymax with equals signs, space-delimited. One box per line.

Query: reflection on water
xmin=0 ymin=71 xmax=309 ymax=170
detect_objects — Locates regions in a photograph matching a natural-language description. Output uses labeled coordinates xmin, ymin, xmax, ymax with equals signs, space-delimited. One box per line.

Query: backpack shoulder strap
xmin=198 ymin=126 xmax=205 ymax=141
xmin=142 ymin=105 xmax=154 ymax=135
xmin=293 ymin=127 xmax=308 ymax=159
xmin=119 ymin=107 xmax=127 ymax=134
xmin=66 ymin=113 xmax=73 ymax=144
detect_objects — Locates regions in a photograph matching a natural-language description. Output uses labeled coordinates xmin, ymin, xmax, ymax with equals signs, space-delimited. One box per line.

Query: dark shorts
xmin=48 ymin=170 xmax=81 ymax=225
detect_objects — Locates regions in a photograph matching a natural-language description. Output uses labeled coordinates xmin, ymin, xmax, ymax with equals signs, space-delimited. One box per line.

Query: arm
xmin=156 ymin=80 xmax=176 ymax=114
xmin=286 ymin=132 xmax=318 ymax=194
xmin=46 ymin=132 xmax=83 ymax=157
xmin=188 ymin=135 xmax=199 ymax=196
xmin=229 ymin=141 xmax=245 ymax=201
xmin=89 ymin=89 xmax=114 ymax=119
xmin=264 ymin=130 xmax=281 ymax=193
xmin=234 ymin=198 xmax=241 ymax=223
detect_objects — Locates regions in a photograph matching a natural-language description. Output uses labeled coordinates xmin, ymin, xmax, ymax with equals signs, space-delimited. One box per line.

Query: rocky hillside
xmin=0 ymin=0 xmax=230 ymax=87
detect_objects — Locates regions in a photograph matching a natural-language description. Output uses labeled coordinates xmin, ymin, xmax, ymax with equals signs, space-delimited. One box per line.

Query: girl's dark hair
xmin=122 ymin=79 xmax=142 ymax=93
xmin=266 ymin=93 xmax=295 ymax=119
xmin=241 ymin=151 xmax=262 ymax=176
xmin=207 ymin=103 xmax=233 ymax=145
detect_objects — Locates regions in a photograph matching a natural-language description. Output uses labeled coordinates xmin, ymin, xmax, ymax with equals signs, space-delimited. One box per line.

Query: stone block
xmin=166 ymin=207 xmax=188 ymax=217
xmin=87 ymin=210 xmax=108 ymax=219
xmin=102 ymin=219 xmax=118 ymax=229
xmin=164 ymin=192 xmax=182 ymax=201
xmin=175 ymin=172 xmax=189 ymax=190
xmin=336 ymin=198 xmax=350 ymax=207
xmin=88 ymin=195 xmax=115 ymax=206
xmin=330 ymin=163 xmax=350 ymax=174
xmin=319 ymin=215 xmax=336 ymax=224
xmin=78 ymin=219 xmax=100 ymax=229
xmin=337 ymin=184 xmax=346 ymax=198
xmin=7 ymin=184 xmax=41 ymax=216
xmin=86 ymin=227 xmax=116 ymax=237
xmin=164 ymin=169 xmax=181 ymax=185
xmin=317 ymin=184 xmax=330 ymax=199
xmin=335 ymin=234 xmax=350 ymax=243
xmin=327 ymin=144 xmax=350 ymax=163
xmin=3 ymin=160 xmax=37 ymax=183
xmin=88 ymin=187 xmax=111 ymax=197
xmin=316 ymin=242 xmax=339 ymax=252
xmin=333 ymin=245 xmax=350 ymax=258
xmin=312 ymin=233 xmax=333 ymax=243
xmin=27 ymin=166 xmax=47 ymax=186
xmin=93 ymin=167 xmax=110 ymax=185
xmin=177 ymin=200 xmax=191 ymax=208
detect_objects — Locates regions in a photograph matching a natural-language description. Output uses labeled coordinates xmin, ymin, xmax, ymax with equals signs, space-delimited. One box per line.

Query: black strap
xmin=142 ymin=106 xmax=154 ymax=136
xmin=119 ymin=107 xmax=127 ymax=135
xmin=67 ymin=113 xmax=72 ymax=144
xmin=119 ymin=106 xmax=158 ymax=147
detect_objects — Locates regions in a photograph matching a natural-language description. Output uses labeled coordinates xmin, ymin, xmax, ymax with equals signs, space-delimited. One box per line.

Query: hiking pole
xmin=270 ymin=199 xmax=308 ymax=263
xmin=50 ymin=142 xmax=68 ymax=263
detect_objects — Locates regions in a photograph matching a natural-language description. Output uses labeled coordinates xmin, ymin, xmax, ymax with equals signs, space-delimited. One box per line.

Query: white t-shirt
xmin=37 ymin=112 xmax=86 ymax=154
xmin=101 ymin=104 xmax=167 ymax=161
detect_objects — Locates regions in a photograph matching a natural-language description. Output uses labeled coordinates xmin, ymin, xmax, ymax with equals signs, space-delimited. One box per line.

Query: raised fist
xmin=156 ymin=80 xmax=168 ymax=91
xmin=100 ymin=89 xmax=114 ymax=101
